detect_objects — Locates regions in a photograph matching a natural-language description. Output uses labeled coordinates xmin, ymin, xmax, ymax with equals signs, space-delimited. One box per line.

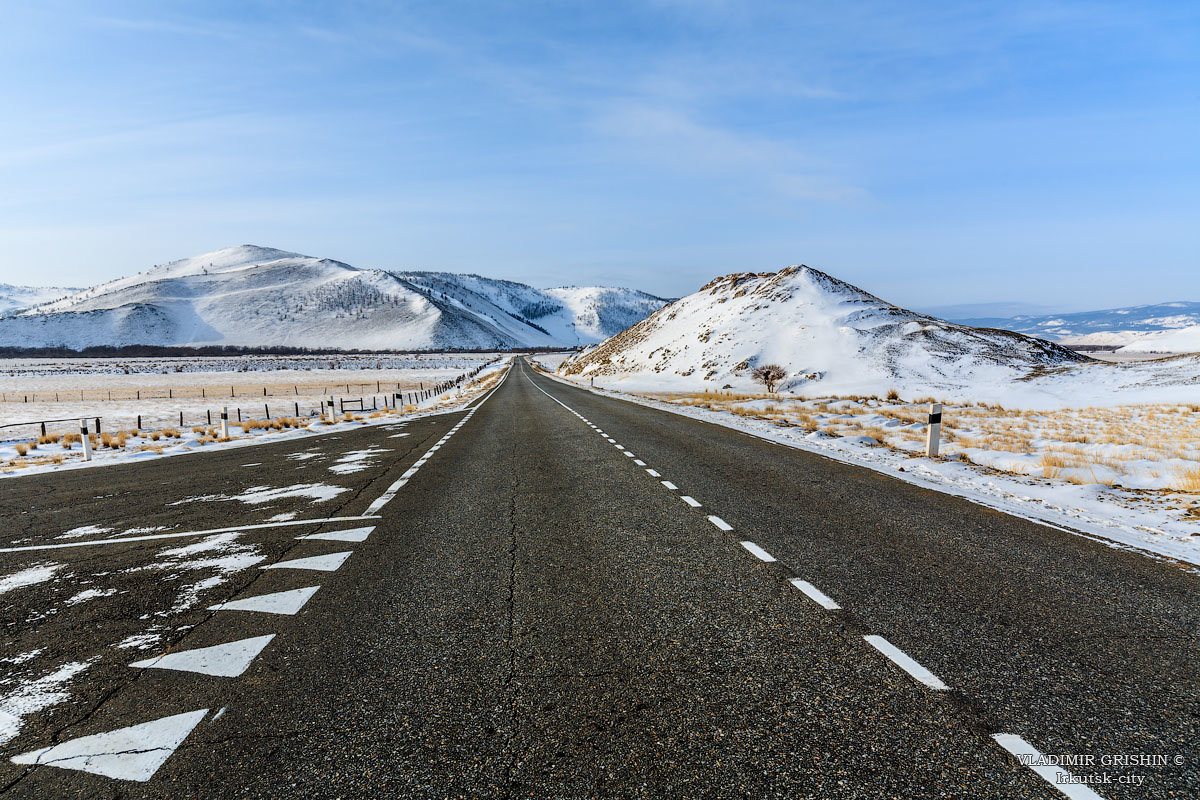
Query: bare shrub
xmin=751 ymin=364 xmax=787 ymax=393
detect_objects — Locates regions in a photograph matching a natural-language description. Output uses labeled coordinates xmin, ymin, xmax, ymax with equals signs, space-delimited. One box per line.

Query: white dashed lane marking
xmin=11 ymin=709 xmax=209 ymax=782
xmin=680 ymin=496 xmax=702 ymax=508
xmin=788 ymin=579 xmax=841 ymax=610
xmin=295 ymin=526 xmax=374 ymax=543
xmin=863 ymin=635 xmax=950 ymax=691
xmin=740 ymin=541 xmax=776 ymax=562
xmin=263 ymin=551 xmax=353 ymax=572
xmin=646 ymin=469 xmax=661 ymax=477
xmin=208 ymin=585 xmax=320 ymax=615
xmin=661 ymin=480 xmax=678 ymax=490
xmin=707 ymin=515 xmax=733 ymax=531
xmin=992 ymin=735 xmax=1108 ymax=800
xmin=129 ymin=635 xmax=276 ymax=678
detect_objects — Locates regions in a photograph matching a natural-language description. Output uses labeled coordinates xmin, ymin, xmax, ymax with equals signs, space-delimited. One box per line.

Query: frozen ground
xmin=540 ymin=367 xmax=1200 ymax=568
xmin=0 ymin=360 xmax=510 ymax=478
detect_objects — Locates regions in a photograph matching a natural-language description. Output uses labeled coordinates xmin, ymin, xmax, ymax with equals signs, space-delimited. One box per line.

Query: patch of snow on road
xmin=172 ymin=483 xmax=348 ymax=506
xmin=64 ymin=588 xmax=118 ymax=606
xmin=0 ymin=660 xmax=91 ymax=746
xmin=329 ymin=446 xmax=390 ymax=475
xmin=0 ymin=564 xmax=62 ymax=596
xmin=1 ymin=649 xmax=43 ymax=665
xmin=266 ymin=511 xmax=298 ymax=522
xmin=158 ymin=532 xmax=241 ymax=558
xmin=116 ymin=632 xmax=164 ymax=650
xmin=57 ymin=525 xmax=113 ymax=540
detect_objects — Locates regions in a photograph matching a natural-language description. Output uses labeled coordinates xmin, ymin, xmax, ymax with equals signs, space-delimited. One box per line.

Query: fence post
xmin=221 ymin=407 xmax=229 ymax=439
xmin=207 ymin=409 xmax=212 ymax=425
xmin=137 ymin=414 xmax=141 ymax=430
xmin=264 ymin=403 xmax=270 ymax=420
xmin=926 ymin=403 xmax=942 ymax=458
xmin=95 ymin=417 xmax=101 ymax=434
xmin=40 ymin=422 xmax=46 ymax=437
xmin=80 ymin=419 xmax=91 ymax=461
xmin=179 ymin=411 xmax=183 ymax=426
xmin=294 ymin=401 xmax=299 ymax=417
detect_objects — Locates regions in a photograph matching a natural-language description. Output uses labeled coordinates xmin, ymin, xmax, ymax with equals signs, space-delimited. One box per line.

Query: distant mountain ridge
xmin=949 ymin=301 xmax=1200 ymax=351
xmin=0 ymin=245 xmax=668 ymax=351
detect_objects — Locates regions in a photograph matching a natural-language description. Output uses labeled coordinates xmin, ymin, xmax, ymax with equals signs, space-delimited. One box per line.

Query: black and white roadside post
xmin=79 ymin=419 xmax=92 ymax=462
xmin=926 ymin=403 xmax=942 ymax=458
xmin=220 ymin=407 xmax=230 ymax=439
xmin=327 ymin=396 xmax=336 ymax=423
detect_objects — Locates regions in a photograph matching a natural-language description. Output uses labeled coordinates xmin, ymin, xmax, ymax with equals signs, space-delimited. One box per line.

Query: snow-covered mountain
xmin=0 ymin=246 xmax=668 ymax=351
xmin=561 ymin=265 xmax=1085 ymax=396
xmin=0 ymin=284 xmax=78 ymax=315
xmin=949 ymin=302 xmax=1200 ymax=351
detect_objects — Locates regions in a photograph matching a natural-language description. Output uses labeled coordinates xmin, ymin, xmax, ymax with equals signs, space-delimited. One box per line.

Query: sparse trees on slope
xmin=751 ymin=364 xmax=787 ymax=393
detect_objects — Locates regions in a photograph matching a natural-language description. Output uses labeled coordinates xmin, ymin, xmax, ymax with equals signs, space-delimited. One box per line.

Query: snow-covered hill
xmin=0 ymin=246 xmax=668 ymax=351
xmin=561 ymin=265 xmax=1085 ymax=396
xmin=0 ymin=284 xmax=78 ymax=315
xmin=1117 ymin=325 xmax=1200 ymax=353
xmin=950 ymin=301 xmax=1200 ymax=351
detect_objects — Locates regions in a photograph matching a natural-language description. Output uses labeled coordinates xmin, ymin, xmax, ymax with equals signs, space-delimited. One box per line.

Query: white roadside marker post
xmin=327 ymin=396 xmax=336 ymax=423
xmin=79 ymin=419 xmax=91 ymax=461
xmin=220 ymin=407 xmax=229 ymax=439
xmin=926 ymin=403 xmax=942 ymax=457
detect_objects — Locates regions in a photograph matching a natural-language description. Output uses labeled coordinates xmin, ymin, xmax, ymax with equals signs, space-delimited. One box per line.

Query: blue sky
xmin=0 ymin=1 xmax=1196 ymax=311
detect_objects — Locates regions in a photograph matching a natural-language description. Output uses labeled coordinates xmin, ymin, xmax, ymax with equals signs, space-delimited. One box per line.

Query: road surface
xmin=0 ymin=358 xmax=1196 ymax=798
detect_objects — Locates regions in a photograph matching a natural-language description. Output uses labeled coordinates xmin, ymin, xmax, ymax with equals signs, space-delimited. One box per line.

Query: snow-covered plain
xmin=0 ymin=354 xmax=500 ymax=441
xmin=0 ymin=359 xmax=511 ymax=478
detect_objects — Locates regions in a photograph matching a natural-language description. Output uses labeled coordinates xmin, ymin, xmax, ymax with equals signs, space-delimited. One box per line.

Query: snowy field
xmin=540 ymin=366 xmax=1200 ymax=568
xmin=0 ymin=357 xmax=507 ymax=476
xmin=0 ymin=354 xmax=501 ymax=443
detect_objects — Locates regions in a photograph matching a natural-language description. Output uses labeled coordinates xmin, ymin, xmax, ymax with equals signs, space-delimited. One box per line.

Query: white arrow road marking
xmin=788 ymin=579 xmax=841 ymax=610
xmin=294 ymin=526 xmax=374 ymax=543
xmin=129 ymin=635 xmax=275 ymax=677
xmin=992 ymin=734 xmax=1108 ymax=800
xmin=208 ymin=586 xmax=320 ymax=615
xmin=11 ymin=708 xmax=208 ymax=782
xmin=863 ymin=635 xmax=950 ymax=691
xmin=262 ymin=551 xmax=353 ymax=572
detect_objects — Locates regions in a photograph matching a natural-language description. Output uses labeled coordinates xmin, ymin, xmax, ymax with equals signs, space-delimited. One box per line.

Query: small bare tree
xmin=751 ymin=364 xmax=786 ymax=393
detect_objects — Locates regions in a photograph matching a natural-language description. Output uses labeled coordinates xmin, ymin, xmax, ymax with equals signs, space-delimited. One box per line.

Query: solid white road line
xmin=129 ymin=634 xmax=275 ymax=677
xmin=991 ymin=735 xmax=1108 ymax=800
xmin=863 ymin=635 xmax=950 ymax=691
xmin=11 ymin=709 xmax=209 ymax=782
xmin=208 ymin=585 xmax=320 ymax=615
xmin=707 ymin=515 xmax=733 ymax=531
xmin=788 ymin=579 xmax=841 ymax=610
xmin=263 ymin=551 xmax=353 ymax=572
xmin=1 ymin=516 xmax=383 ymax=553
xmin=680 ymin=495 xmax=702 ymax=507
xmin=740 ymin=541 xmax=776 ymax=562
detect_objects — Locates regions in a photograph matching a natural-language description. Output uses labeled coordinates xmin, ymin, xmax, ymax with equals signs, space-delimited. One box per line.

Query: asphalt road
xmin=0 ymin=358 xmax=1195 ymax=799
